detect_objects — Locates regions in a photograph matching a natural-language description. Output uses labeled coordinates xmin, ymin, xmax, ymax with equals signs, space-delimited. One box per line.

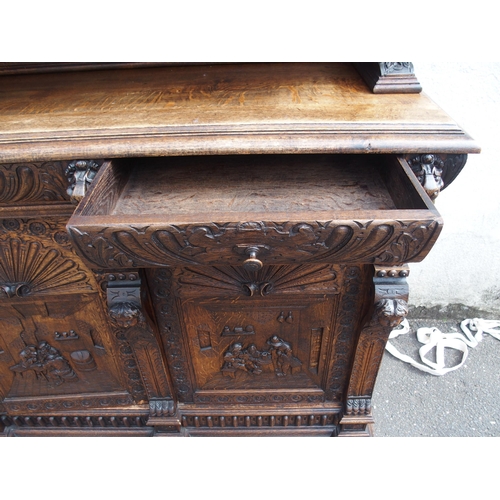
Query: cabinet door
xmin=0 ymin=294 xmax=134 ymax=414
xmin=147 ymin=264 xmax=362 ymax=407
xmin=0 ymin=216 xmax=137 ymax=415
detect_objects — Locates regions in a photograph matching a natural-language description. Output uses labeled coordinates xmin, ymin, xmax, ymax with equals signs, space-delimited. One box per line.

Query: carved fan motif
xmin=0 ymin=238 xmax=92 ymax=298
xmin=176 ymin=264 xmax=339 ymax=297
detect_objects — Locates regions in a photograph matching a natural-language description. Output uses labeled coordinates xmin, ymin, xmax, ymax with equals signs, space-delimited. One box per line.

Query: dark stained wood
xmin=0 ymin=63 xmax=479 ymax=436
xmin=354 ymin=63 xmax=422 ymax=94
xmin=0 ymin=62 xmax=206 ymax=76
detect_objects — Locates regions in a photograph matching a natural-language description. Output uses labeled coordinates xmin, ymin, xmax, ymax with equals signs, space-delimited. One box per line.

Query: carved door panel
xmin=0 ymin=211 xmax=138 ymax=415
xmin=183 ymin=297 xmax=336 ymax=394
xmin=0 ymin=294 xmax=134 ymax=414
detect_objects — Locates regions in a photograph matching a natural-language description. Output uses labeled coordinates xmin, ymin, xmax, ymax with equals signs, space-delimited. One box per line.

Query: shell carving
xmin=0 ymin=238 xmax=91 ymax=298
xmin=177 ymin=264 xmax=338 ymax=297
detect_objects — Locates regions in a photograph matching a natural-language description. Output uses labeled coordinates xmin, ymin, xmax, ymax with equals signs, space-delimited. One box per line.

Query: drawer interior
xmin=113 ymin=155 xmax=397 ymax=216
xmin=78 ymin=154 xmax=436 ymax=221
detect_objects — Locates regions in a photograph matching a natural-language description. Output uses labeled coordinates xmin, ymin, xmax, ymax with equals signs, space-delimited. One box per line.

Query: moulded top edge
xmin=0 ymin=63 xmax=479 ymax=157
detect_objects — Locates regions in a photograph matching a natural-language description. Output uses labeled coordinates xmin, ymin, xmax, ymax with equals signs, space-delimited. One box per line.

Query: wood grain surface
xmin=113 ymin=155 xmax=397 ymax=217
xmin=0 ymin=63 xmax=475 ymax=437
xmin=67 ymin=154 xmax=442 ymax=270
xmin=0 ymin=63 xmax=479 ymax=162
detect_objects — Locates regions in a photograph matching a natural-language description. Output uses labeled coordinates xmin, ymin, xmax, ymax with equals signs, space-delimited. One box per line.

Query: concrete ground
xmin=372 ymin=317 xmax=500 ymax=437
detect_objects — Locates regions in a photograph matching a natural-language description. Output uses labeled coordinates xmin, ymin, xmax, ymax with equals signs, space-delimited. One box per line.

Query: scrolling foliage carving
xmin=0 ymin=162 xmax=70 ymax=205
xmin=68 ymin=218 xmax=441 ymax=269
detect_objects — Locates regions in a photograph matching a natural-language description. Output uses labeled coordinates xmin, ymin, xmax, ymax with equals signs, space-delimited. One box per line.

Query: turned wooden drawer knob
xmin=243 ymin=247 xmax=263 ymax=271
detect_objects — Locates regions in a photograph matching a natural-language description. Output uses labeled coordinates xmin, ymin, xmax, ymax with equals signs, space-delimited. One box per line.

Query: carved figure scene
xmin=267 ymin=335 xmax=302 ymax=377
xmin=222 ymin=335 xmax=302 ymax=378
xmin=10 ymin=341 xmax=78 ymax=386
xmin=0 ymin=297 xmax=131 ymax=405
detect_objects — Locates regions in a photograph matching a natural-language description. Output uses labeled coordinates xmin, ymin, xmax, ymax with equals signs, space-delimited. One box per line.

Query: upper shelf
xmin=0 ymin=63 xmax=480 ymax=162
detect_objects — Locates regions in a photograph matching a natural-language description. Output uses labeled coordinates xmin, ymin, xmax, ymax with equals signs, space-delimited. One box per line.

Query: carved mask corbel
xmin=65 ymin=160 xmax=101 ymax=204
xmin=374 ymin=298 xmax=408 ymax=329
xmin=105 ymin=272 xmax=143 ymax=329
xmin=104 ymin=271 xmax=177 ymax=417
xmin=108 ymin=301 xmax=145 ymax=329
xmin=407 ymin=154 xmax=445 ymax=200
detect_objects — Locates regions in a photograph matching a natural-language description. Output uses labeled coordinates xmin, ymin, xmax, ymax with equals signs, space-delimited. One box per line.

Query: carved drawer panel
xmin=67 ymin=154 xmax=443 ymax=269
xmin=0 ymin=160 xmax=105 ymax=208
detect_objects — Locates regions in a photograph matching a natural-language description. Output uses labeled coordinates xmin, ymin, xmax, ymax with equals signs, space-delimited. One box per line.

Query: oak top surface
xmin=0 ymin=63 xmax=479 ymax=160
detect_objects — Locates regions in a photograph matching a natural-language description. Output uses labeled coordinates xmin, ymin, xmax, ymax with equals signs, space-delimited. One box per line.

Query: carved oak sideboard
xmin=0 ymin=63 xmax=479 ymax=436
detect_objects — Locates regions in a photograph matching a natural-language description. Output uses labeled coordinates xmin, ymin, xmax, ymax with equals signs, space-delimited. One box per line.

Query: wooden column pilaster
xmin=339 ymin=265 xmax=409 ymax=436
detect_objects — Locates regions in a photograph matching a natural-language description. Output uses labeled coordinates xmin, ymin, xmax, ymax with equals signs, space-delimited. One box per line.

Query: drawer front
xmin=68 ymin=217 xmax=442 ymax=269
xmin=67 ymin=154 xmax=443 ymax=269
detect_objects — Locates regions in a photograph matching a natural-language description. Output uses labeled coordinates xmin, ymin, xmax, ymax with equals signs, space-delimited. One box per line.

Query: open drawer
xmin=67 ymin=154 xmax=442 ymax=270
